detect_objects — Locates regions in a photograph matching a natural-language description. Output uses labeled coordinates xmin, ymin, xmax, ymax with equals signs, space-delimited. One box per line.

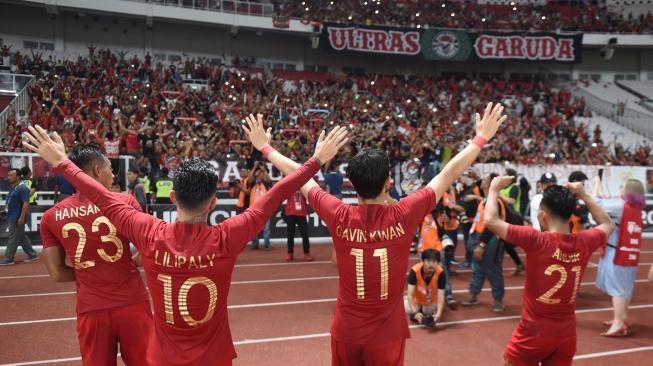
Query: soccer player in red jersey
xmin=39 ymin=144 xmax=151 ymax=366
xmin=241 ymin=102 xmax=506 ymax=366
xmin=24 ymin=125 xmax=348 ymax=366
xmin=484 ymin=176 xmax=615 ymax=366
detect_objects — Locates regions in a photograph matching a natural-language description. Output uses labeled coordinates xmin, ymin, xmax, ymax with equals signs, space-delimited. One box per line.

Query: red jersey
xmin=40 ymin=193 xmax=149 ymax=315
xmin=309 ymin=187 xmax=437 ymax=344
xmin=506 ymin=225 xmax=607 ymax=337
xmin=284 ymin=191 xmax=308 ymax=216
xmin=54 ymin=158 xmax=321 ymax=366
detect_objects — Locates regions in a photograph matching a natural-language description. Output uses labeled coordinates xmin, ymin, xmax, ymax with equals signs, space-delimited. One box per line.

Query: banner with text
xmin=322 ymin=23 xmax=583 ymax=63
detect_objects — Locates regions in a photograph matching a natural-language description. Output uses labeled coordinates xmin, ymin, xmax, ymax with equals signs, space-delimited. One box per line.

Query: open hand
xmin=475 ymin=102 xmax=507 ymax=141
xmin=242 ymin=113 xmax=272 ymax=151
xmin=21 ymin=126 xmax=67 ymax=167
xmin=312 ymin=126 xmax=349 ymax=164
xmin=489 ymin=175 xmax=514 ymax=193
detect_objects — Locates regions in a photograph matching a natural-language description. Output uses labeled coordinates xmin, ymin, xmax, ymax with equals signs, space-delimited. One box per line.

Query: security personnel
xmin=154 ymin=167 xmax=173 ymax=204
xmin=139 ymin=167 xmax=152 ymax=204
xmin=406 ymin=249 xmax=446 ymax=327
xmin=19 ymin=167 xmax=38 ymax=205
xmin=499 ymin=168 xmax=521 ymax=212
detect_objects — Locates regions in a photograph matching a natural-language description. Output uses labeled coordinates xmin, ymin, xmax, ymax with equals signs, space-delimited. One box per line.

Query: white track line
xmin=235 ymin=260 xmax=331 ymax=268
xmin=3 ymin=280 xmax=651 ymax=326
xmin=233 ymin=304 xmax=653 ymax=345
xmin=574 ymin=346 xmax=653 ymax=360
xmin=0 ymin=274 xmax=50 ymax=280
xmin=2 ymin=305 xmax=653 ymax=365
xmin=231 ymin=276 xmax=339 ymax=285
xmin=0 ymin=291 xmax=75 ymax=299
xmin=0 ymin=356 xmax=82 ymax=366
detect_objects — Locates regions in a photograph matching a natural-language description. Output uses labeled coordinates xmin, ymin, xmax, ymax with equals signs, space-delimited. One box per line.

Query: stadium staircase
xmin=572 ymin=81 xmax=653 ymax=140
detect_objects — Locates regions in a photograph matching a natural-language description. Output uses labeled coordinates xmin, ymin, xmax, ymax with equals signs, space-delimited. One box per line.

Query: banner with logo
xmin=322 ymin=23 xmax=583 ymax=63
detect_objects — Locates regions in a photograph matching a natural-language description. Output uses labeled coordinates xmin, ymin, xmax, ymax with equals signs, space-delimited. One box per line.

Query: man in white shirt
xmin=530 ymin=172 xmax=557 ymax=231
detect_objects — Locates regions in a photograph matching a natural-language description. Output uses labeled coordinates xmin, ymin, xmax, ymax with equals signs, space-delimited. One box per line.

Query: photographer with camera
xmin=248 ymin=162 xmax=273 ymax=250
xmin=406 ymin=249 xmax=446 ymax=328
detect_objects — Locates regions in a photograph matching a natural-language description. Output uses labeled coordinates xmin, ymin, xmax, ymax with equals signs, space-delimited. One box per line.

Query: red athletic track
xmin=1 ymin=240 xmax=652 ymax=366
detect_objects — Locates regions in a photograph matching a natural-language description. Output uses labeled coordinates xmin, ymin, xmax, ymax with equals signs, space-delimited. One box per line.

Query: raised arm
xmin=484 ymin=175 xmax=514 ymax=241
xmin=427 ymin=103 xmax=506 ymax=199
xmin=22 ymin=126 xmax=161 ymax=251
xmin=223 ymin=124 xmax=348 ymax=254
xmin=566 ymin=182 xmax=615 ymax=238
xmin=242 ymin=113 xmax=348 ymax=198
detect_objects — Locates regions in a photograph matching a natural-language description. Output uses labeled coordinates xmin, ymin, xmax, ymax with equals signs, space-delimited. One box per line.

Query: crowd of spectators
xmin=1 ymin=48 xmax=652 ymax=186
xmin=274 ymin=0 xmax=653 ymax=34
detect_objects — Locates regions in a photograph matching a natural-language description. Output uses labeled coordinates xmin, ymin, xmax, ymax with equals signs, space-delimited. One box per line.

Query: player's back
xmin=40 ymin=193 xmax=148 ymax=315
xmin=311 ymin=187 xmax=437 ymax=344
xmin=507 ymin=225 xmax=606 ymax=336
xmin=137 ymin=220 xmax=246 ymax=366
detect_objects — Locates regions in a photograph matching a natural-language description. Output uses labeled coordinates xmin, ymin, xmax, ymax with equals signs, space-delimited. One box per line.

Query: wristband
xmin=313 ymin=156 xmax=324 ymax=166
xmin=261 ymin=144 xmax=275 ymax=158
xmin=472 ymin=135 xmax=487 ymax=149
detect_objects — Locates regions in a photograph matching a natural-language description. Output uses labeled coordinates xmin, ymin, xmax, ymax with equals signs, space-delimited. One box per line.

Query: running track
xmin=1 ymin=240 xmax=652 ymax=365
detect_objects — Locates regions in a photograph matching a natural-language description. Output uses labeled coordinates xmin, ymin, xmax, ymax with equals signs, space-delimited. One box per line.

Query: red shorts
xmin=504 ymin=331 xmax=576 ymax=366
xmin=77 ymin=301 xmax=153 ymax=366
xmin=331 ymin=337 xmax=405 ymax=366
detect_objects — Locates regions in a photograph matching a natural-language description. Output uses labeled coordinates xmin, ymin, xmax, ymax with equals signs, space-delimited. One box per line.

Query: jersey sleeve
xmin=221 ymin=158 xmax=321 ymax=256
xmin=54 ymin=160 xmax=163 ymax=252
xmin=396 ymin=188 xmax=438 ymax=227
xmin=506 ymin=224 xmax=541 ymax=253
xmin=308 ymin=186 xmax=344 ymax=229
xmin=39 ymin=212 xmax=60 ymax=248
xmin=406 ymin=269 xmax=417 ymax=286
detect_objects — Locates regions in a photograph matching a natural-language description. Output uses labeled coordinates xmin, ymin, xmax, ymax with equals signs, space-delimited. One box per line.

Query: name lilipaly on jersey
xmin=154 ymin=250 xmax=217 ymax=269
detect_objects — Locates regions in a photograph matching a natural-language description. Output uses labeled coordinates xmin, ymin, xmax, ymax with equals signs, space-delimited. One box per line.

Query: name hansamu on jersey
xmin=506 ymin=225 xmax=607 ymax=337
xmin=309 ymin=187 xmax=437 ymax=344
xmin=40 ymin=193 xmax=149 ymax=315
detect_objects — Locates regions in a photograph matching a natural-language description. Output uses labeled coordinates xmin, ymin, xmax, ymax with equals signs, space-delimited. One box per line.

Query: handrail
xmin=0 ymin=73 xmax=36 ymax=134
xmin=572 ymin=86 xmax=653 ymax=140
xmin=124 ymin=0 xmax=274 ymax=17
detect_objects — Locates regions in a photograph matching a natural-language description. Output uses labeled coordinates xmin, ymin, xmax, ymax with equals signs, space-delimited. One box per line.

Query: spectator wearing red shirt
xmin=24 ymin=124 xmax=348 ymax=366
xmin=284 ymin=190 xmax=312 ymax=261
xmin=484 ymin=177 xmax=614 ymax=366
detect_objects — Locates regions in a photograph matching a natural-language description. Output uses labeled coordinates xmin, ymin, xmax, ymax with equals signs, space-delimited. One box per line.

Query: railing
xmin=0 ymin=73 xmax=36 ymax=134
xmin=572 ymin=86 xmax=653 ymax=140
xmin=0 ymin=152 xmax=134 ymax=206
xmin=128 ymin=0 xmax=274 ymax=17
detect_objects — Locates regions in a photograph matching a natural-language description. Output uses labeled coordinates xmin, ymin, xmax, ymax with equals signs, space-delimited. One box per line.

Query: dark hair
xmin=139 ymin=166 xmax=149 ymax=175
xmin=488 ymin=173 xmax=498 ymax=181
xmin=540 ymin=185 xmax=577 ymax=220
xmin=519 ymin=177 xmax=531 ymax=194
xmin=346 ymin=149 xmax=390 ymax=199
xmin=8 ymin=167 xmax=20 ymax=175
xmin=172 ymin=158 xmax=218 ymax=210
xmin=68 ymin=144 xmax=105 ymax=172
xmin=421 ymin=249 xmax=440 ymax=263
xmin=161 ymin=167 xmax=170 ymax=177
xmin=106 ymin=131 xmax=114 ymax=140
xmin=128 ymin=167 xmax=139 ymax=175
xmin=19 ymin=166 xmax=31 ymax=177
xmin=506 ymin=168 xmax=517 ymax=183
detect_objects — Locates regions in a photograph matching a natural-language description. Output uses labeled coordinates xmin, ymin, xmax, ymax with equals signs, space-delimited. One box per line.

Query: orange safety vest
xmin=569 ymin=214 xmax=582 ymax=234
xmin=412 ymin=262 xmax=443 ymax=306
xmin=472 ymin=199 xmax=506 ymax=234
xmin=249 ymin=182 xmax=268 ymax=206
xmin=419 ymin=214 xmax=442 ymax=252
xmin=237 ymin=177 xmax=249 ymax=208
